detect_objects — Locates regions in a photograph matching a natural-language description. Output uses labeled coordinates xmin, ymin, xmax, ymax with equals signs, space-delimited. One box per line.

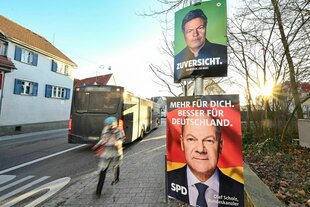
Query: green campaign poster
xmin=174 ymin=0 xmax=227 ymax=83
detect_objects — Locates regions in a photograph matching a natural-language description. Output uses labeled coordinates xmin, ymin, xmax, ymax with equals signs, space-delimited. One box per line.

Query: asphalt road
xmin=0 ymin=130 xmax=96 ymax=177
xmin=0 ymin=130 xmax=98 ymax=206
xmin=0 ymin=120 xmax=166 ymax=207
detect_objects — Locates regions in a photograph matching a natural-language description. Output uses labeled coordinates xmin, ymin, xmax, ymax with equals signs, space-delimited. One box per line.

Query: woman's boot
xmin=96 ymin=169 xmax=107 ymax=195
xmin=111 ymin=165 xmax=120 ymax=185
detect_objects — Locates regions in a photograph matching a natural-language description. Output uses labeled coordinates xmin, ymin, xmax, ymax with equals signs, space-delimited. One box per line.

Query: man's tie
xmin=195 ymin=183 xmax=208 ymax=207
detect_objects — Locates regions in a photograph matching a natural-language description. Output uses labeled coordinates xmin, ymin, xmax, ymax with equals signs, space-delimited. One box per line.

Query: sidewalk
xmin=43 ymin=124 xmax=187 ymax=207
xmin=0 ymin=128 xmax=68 ymax=141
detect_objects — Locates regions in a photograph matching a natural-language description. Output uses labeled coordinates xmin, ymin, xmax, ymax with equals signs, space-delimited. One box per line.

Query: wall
xmin=0 ymin=42 xmax=73 ymax=130
xmin=298 ymin=119 xmax=310 ymax=148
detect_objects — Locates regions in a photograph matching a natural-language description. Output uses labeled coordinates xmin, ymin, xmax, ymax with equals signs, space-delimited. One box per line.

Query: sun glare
xmin=260 ymin=82 xmax=274 ymax=97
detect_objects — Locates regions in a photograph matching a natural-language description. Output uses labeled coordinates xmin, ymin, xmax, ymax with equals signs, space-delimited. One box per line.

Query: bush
xmin=242 ymin=132 xmax=254 ymax=145
xmin=243 ymin=137 xmax=282 ymax=162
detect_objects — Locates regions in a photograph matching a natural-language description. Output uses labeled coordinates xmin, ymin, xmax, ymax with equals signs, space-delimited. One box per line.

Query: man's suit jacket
xmin=167 ymin=165 xmax=244 ymax=207
xmin=174 ymin=39 xmax=227 ymax=83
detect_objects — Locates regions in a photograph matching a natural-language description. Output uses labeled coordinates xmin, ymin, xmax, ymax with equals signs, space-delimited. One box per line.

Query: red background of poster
xmin=166 ymin=105 xmax=242 ymax=168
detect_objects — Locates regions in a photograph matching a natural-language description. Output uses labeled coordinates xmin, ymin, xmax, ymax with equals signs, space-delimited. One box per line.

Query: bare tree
xmin=139 ymin=0 xmax=237 ymax=97
xmin=137 ymin=0 xmax=192 ymax=97
xmin=228 ymin=0 xmax=309 ymax=141
xmin=140 ymin=0 xmax=309 ymax=141
xmin=271 ymin=0 xmax=309 ymax=119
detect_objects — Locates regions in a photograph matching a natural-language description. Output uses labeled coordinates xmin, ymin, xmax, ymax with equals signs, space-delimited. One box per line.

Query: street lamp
xmin=99 ymin=65 xmax=111 ymax=70
xmin=95 ymin=65 xmax=112 ymax=85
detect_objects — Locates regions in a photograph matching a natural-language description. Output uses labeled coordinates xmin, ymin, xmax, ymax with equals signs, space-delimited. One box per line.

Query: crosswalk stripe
xmin=0 ymin=175 xmax=16 ymax=185
xmin=0 ymin=176 xmax=49 ymax=202
xmin=3 ymin=177 xmax=71 ymax=207
xmin=0 ymin=176 xmax=34 ymax=192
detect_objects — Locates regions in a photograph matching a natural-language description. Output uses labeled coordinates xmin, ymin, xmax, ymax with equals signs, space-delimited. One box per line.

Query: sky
xmin=0 ymin=0 xmax=236 ymax=99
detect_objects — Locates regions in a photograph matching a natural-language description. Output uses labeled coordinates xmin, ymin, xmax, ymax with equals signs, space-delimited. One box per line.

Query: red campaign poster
xmin=166 ymin=95 xmax=244 ymax=207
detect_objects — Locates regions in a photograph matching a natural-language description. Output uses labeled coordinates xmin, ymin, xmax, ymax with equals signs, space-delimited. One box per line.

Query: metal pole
xmin=184 ymin=80 xmax=188 ymax=96
xmin=95 ymin=71 xmax=98 ymax=85
xmin=164 ymin=154 xmax=168 ymax=203
xmin=191 ymin=0 xmax=203 ymax=96
xmin=194 ymin=77 xmax=204 ymax=96
xmin=191 ymin=0 xmax=202 ymax=5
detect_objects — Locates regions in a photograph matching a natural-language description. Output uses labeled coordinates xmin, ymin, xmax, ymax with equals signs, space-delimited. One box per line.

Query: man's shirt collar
xmin=186 ymin=165 xmax=220 ymax=193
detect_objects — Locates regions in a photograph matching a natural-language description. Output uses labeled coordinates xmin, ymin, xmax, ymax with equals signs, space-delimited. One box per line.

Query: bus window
xmin=88 ymin=92 xmax=121 ymax=113
xmin=74 ymin=90 xmax=121 ymax=114
xmin=75 ymin=91 xmax=89 ymax=113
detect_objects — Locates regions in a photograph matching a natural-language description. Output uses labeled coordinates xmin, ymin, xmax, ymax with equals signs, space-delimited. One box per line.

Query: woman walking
xmin=92 ymin=116 xmax=124 ymax=196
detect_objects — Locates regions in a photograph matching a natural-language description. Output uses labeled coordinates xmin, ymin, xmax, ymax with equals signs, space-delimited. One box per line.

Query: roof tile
xmin=0 ymin=15 xmax=76 ymax=66
xmin=74 ymin=74 xmax=113 ymax=87
xmin=0 ymin=56 xmax=15 ymax=70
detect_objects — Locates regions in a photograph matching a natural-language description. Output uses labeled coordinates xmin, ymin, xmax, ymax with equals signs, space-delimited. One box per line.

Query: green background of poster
xmin=174 ymin=0 xmax=227 ymax=55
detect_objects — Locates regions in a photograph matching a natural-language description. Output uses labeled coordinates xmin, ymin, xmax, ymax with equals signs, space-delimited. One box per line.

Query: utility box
xmin=298 ymin=119 xmax=310 ymax=148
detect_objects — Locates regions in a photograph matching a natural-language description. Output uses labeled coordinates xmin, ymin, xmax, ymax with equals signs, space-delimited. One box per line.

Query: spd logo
xmin=171 ymin=183 xmax=187 ymax=195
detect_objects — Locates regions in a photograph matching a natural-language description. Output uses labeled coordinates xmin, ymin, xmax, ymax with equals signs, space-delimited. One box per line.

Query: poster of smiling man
xmin=166 ymin=95 xmax=244 ymax=207
xmin=174 ymin=0 xmax=227 ymax=83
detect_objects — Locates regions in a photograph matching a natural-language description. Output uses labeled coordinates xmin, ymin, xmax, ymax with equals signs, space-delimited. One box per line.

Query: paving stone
xmin=42 ymin=125 xmax=175 ymax=207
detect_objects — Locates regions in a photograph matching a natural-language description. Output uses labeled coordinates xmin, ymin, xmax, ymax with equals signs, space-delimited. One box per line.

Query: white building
xmin=0 ymin=15 xmax=77 ymax=136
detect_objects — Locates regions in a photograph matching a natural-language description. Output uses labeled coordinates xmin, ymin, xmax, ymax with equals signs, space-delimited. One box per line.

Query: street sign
xmin=301 ymin=82 xmax=310 ymax=93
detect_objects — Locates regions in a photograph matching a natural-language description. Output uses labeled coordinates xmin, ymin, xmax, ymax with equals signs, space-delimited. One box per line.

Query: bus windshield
xmin=74 ymin=90 xmax=122 ymax=114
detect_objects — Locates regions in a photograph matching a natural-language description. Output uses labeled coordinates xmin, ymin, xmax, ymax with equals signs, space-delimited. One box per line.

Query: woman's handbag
xmin=95 ymin=144 xmax=105 ymax=157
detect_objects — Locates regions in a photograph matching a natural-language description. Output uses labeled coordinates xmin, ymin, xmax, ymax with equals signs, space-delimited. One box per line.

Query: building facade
xmin=0 ymin=15 xmax=77 ymax=136
xmin=73 ymin=73 xmax=117 ymax=88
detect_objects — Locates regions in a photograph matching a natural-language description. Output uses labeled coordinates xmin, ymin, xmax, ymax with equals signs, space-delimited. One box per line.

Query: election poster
xmin=166 ymin=95 xmax=244 ymax=207
xmin=174 ymin=0 xmax=227 ymax=83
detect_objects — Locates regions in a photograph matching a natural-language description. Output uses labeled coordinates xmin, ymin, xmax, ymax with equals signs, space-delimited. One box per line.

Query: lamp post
xmin=191 ymin=0 xmax=201 ymax=5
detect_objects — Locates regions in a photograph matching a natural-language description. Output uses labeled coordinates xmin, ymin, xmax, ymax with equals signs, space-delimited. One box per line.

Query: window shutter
xmin=65 ymin=88 xmax=71 ymax=99
xmin=32 ymin=53 xmax=38 ymax=66
xmin=14 ymin=79 xmax=22 ymax=94
xmin=51 ymin=60 xmax=57 ymax=72
xmin=14 ymin=46 xmax=22 ymax=61
xmin=45 ymin=84 xmax=52 ymax=97
xmin=32 ymin=82 xmax=39 ymax=96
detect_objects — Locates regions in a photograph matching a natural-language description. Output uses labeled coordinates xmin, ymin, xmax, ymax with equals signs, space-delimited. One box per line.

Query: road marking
xmin=0 ymin=176 xmax=34 ymax=192
xmin=0 ymin=144 xmax=87 ymax=175
xmin=2 ymin=177 xmax=71 ymax=207
xmin=0 ymin=175 xmax=15 ymax=185
xmin=140 ymin=135 xmax=166 ymax=142
xmin=0 ymin=176 xmax=49 ymax=202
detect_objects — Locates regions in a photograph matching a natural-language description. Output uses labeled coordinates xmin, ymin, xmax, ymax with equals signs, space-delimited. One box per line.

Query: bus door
xmin=122 ymin=93 xmax=140 ymax=143
xmin=147 ymin=106 xmax=152 ymax=131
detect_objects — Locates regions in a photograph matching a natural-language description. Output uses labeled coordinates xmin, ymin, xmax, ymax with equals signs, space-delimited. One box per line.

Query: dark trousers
xmin=96 ymin=165 xmax=120 ymax=195
xmin=96 ymin=169 xmax=107 ymax=195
